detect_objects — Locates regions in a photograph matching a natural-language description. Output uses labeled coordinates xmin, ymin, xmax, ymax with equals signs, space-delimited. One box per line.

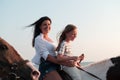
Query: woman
xmin=28 ymin=16 xmax=76 ymax=80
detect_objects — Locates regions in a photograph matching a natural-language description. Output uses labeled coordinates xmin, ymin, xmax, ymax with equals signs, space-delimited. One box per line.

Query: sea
xmin=81 ymin=62 xmax=93 ymax=66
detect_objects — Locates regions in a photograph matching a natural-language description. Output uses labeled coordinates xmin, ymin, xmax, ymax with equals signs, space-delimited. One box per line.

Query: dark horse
xmin=0 ymin=37 xmax=40 ymax=80
xmin=106 ymin=56 xmax=120 ymax=80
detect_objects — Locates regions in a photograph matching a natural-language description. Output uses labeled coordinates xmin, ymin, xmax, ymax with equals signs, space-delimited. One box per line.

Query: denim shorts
xmin=39 ymin=58 xmax=60 ymax=80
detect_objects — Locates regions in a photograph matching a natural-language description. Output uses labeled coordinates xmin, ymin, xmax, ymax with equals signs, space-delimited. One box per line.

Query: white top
xmin=32 ymin=34 xmax=56 ymax=65
xmin=58 ymin=40 xmax=72 ymax=56
xmin=57 ymin=40 xmax=73 ymax=69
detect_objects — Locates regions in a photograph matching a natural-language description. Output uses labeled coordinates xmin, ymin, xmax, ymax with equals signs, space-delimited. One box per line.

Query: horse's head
xmin=110 ymin=56 xmax=120 ymax=65
xmin=0 ymin=37 xmax=40 ymax=80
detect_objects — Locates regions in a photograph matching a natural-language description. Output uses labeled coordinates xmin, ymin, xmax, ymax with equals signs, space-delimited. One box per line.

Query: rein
xmin=0 ymin=60 xmax=29 ymax=80
xmin=77 ymin=67 xmax=102 ymax=80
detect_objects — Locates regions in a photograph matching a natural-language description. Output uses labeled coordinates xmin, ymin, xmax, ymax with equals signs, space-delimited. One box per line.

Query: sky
xmin=0 ymin=0 xmax=120 ymax=62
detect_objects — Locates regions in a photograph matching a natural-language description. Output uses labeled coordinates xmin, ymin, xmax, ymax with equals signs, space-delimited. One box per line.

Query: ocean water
xmin=81 ymin=62 xmax=93 ymax=66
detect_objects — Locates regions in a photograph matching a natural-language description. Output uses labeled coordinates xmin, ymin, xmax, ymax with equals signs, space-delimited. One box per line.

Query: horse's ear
xmin=111 ymin=56 xmax=120 ymax=64
xmin=0 ymin=38 xmax=8 ymax=50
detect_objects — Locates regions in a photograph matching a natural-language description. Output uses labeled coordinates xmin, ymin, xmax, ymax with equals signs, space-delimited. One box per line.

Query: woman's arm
xmin=46 ymin=54 xmax=58 ymax=64
xmin=46 ymin=54 xmax=76 ymax=67
xmin=57 ymin=54 xmax=79 ymax=62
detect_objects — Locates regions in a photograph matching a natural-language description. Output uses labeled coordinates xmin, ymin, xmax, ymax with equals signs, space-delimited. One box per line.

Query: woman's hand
xmin=59 ymin=60 xmax=76 ymax=67
xmin=71 ymin=56 xmax=80 ymax=61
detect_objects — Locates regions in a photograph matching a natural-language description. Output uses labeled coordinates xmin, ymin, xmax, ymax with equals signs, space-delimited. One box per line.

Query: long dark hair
xmin=56 ymin=24 xmax=77 ymax=51
xmin=28 ymin=16 xmax=52 ymax=47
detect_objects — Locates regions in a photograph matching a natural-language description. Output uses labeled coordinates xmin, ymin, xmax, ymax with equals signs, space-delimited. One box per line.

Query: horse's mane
xmin=82 ymin=58 xmax=114 ymax=70
xmin=87 ymin=56 xmax=120 ymax=67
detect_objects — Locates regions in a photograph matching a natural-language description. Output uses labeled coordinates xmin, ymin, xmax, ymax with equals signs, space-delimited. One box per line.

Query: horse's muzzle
xmin=26 ymin=62 xmax=40 ymax=80
xmin=32 ymin=70 xmax=40 ymax=80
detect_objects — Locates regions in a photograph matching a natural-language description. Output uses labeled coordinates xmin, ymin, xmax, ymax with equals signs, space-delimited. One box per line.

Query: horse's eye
xmin=0 ymin=43 xmax=8 ymax=50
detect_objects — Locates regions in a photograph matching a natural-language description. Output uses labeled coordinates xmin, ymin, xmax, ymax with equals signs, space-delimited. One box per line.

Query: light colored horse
xmin=73 ymin=56 xmax=120 ymax=80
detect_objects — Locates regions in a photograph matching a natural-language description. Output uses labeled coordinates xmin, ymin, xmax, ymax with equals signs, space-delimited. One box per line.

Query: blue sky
xmin=0 ymin=0 xmax=120 ymax=62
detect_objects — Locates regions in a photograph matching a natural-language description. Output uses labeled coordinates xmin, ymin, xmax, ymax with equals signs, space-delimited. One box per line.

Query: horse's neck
xmin=83 ymin=59 xmax=113 ymax=73
xmin=80 ymin=59 xmax=114 ymax=80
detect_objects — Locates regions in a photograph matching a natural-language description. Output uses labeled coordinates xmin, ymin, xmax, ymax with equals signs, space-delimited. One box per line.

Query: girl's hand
xmin=74 ymin=61 xmax=81 ymax=68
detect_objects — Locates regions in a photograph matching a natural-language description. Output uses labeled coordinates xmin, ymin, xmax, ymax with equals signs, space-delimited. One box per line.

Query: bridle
xmin=77 ymin=67 xmax=102 ymax=80
xmin=0 ymin=60 xmax=29 ymax=80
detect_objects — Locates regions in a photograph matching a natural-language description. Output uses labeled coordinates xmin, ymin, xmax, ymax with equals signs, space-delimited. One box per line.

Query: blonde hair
xmin=56 ymin=24 xmax=77 ymax=51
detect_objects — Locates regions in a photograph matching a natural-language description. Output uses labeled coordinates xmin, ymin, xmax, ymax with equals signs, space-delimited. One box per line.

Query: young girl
xmin=56 ymin=24 xmax=84 ymax=80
